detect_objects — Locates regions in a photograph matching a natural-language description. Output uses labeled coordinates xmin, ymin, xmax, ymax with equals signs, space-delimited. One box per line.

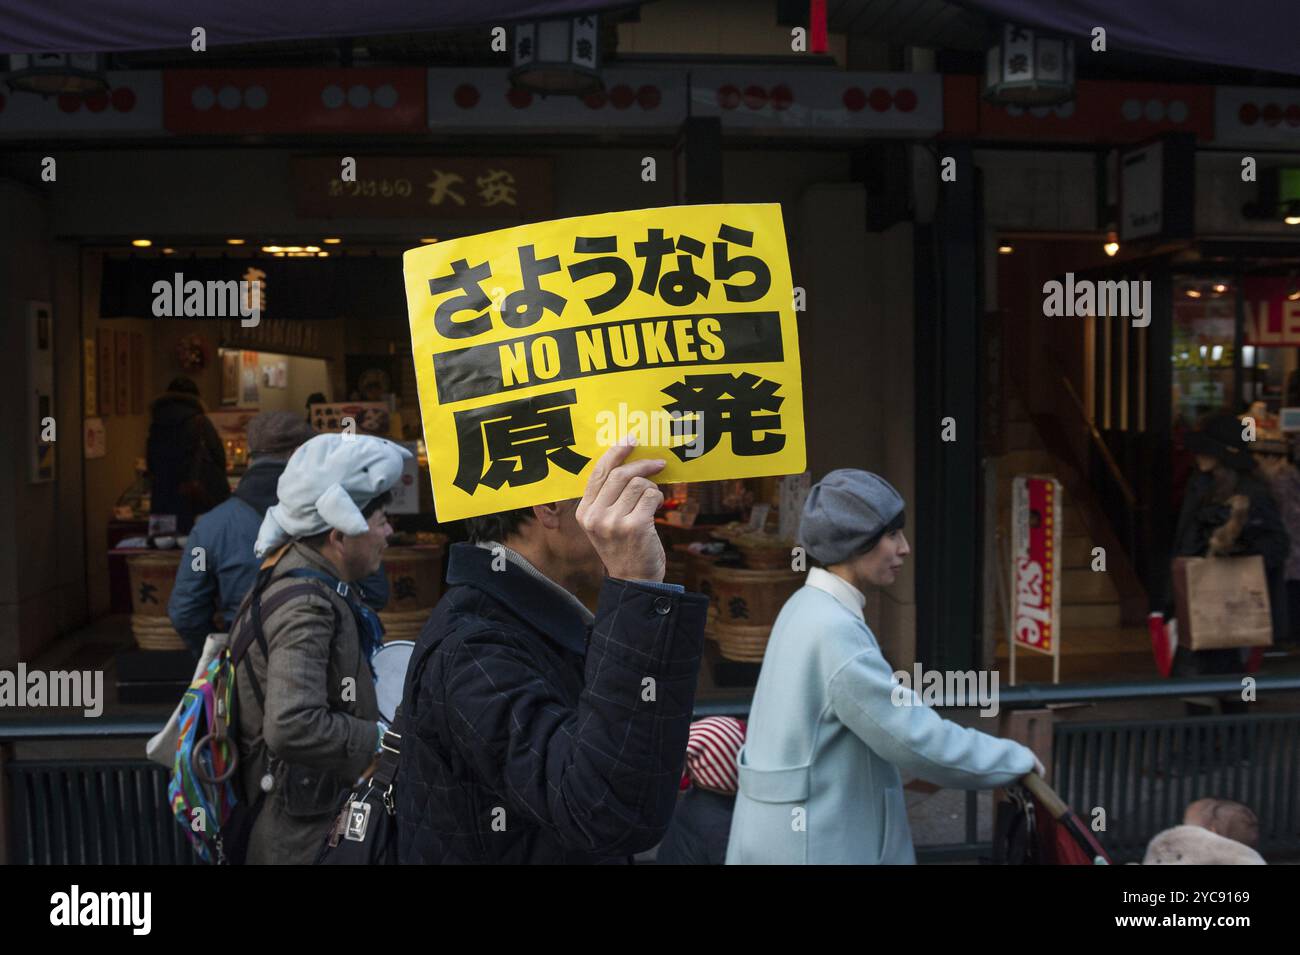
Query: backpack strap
xmin=231 ymin=578 xmax=335 ymax=709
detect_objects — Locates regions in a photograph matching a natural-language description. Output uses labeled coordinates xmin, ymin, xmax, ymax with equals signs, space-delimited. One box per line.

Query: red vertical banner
xmin=97 ymin=328 xmax=115 ymax=416
xmin=1010 ymin=476 xmax=1062 ymax=664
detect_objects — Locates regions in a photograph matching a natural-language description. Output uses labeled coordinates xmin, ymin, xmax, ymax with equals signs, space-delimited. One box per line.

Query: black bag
xmin=315 ymin=710 xmax=403 ymax=865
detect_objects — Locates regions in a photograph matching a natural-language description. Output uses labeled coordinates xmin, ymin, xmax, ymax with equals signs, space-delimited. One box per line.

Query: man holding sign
xmin=396 ymin=439 xmax=708 ymax=864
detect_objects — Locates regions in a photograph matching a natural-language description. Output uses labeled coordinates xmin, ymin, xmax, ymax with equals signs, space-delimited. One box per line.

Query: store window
xmin=1171 ymin=276 xmax=1236 ymax=428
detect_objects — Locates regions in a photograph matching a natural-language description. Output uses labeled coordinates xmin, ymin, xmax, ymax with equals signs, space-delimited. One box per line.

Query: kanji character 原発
xmin=452 ymin=390 xmax=592 ymax=494
xmin=660 ymin=371 xmax=786 ymax=460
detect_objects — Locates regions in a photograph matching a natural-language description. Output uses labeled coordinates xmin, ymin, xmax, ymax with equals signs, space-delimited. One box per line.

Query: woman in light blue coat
xmin=726 ymin=470 xmax=1040 ymax=865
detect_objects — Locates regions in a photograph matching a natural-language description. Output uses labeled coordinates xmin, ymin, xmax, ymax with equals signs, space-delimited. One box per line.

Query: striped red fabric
xmin=684 ymin=716 xmax=746 ymax=794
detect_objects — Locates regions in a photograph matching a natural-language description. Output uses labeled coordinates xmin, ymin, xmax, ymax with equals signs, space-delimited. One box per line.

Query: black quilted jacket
xmin=396 ymin=543 xmax=707 ymax=864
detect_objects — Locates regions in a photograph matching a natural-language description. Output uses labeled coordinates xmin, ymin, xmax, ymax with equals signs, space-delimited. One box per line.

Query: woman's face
xmin=850 ymin=529 xmax=911 ymax=588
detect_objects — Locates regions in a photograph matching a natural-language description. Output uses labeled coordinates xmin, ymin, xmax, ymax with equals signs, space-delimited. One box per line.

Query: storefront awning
xmin=0 ymin=1 xmax=622 ymax=54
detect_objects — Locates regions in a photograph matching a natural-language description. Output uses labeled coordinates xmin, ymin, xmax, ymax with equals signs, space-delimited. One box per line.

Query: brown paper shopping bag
xmin=1172 ymin=555 xmax=1273 ymax=651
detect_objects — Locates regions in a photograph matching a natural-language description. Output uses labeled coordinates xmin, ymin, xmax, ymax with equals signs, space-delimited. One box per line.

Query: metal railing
xmin=4 ymin=675 xmax=1299 ymax=864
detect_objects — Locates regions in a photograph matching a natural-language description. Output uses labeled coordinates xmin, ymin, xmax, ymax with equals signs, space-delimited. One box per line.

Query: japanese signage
xmin=292 ymin=156 xmax=552 ymax=220
xmin=1243 ymin=277 xmax=1300 ymax=346
xmin=1010 ymin=475 xmax=1061 ymax=658
xmin=404 ymin=203 xmax=805 ymax=521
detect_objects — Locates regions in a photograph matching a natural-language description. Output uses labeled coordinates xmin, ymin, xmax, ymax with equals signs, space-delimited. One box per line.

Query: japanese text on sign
xmin=404 ymin=203 xmax=805 ymax=521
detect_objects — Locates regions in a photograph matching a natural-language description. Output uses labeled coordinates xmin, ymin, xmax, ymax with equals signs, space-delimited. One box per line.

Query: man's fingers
xmin=610 ymin=475 xmax=661 ymax=520
xmin=578 ymin=442 xmax=635 ymax=521
xmin=593 ymin=457 xmax=666 ymax=511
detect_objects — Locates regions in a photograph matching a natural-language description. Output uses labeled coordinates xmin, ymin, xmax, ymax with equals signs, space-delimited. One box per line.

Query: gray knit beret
xmin=797 ymin=469 xmax=905 ymax=565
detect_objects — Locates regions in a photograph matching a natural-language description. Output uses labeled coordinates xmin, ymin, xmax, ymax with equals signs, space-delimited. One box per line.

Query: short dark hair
xmin=463 ymin=507 xmax=535 ymax=544
xmin=361 ymin=490 xmax=393 ymax=520
xmin=167 ymin=376 xmax=199 ymax=396
xmin=300 ymin=491 xmax=394 ymax=550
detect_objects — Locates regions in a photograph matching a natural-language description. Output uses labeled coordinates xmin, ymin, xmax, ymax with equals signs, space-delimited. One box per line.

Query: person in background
xmin=726 ymin=470 xmax=1040 ymax=865
xmin=655 ymin=716 xmax=746 ymax=865
xmin=168 ymin=411 xmax=316 ymax=654
xmin=304 ymin=391 xmax=327 ymax=425
xmin=169 ymin=411 xmax=392 ymax=656
xmin=146 ymin=376 xmax=229 ymax=533
xmin=231 ymin=433 xmax=411 ymax=864
xmin=1252 ymin=435 xmax=1300 ymax=647
xmin=1172 ymin=411 xmax=1289 ymax=674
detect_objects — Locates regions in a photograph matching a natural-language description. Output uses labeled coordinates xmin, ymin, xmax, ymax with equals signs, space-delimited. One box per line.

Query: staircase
xmin=991 ymin=395 xmax=1152 ymax=682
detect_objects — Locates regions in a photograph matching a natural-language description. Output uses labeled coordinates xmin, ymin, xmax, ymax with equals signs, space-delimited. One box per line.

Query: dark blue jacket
xmin=168 ymin=456 xmax=390 ymax=655
xmin=396 ymin=543 xmax=707 ymax=864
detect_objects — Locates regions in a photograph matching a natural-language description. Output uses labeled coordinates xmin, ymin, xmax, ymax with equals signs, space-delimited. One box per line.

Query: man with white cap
xmin=226 ymin=433 xmax=412 ymax=864
xmin=726 ymin=469 xmax=1041 ymax=865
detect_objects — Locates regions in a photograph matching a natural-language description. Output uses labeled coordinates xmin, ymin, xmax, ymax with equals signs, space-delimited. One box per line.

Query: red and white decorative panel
xmin=690 ymin=70 xmax=942 ymax=135
xmin=0 ymin=71 xmax=162 ymax=136
xmin=428 ymin=68 xmax=686 ymax=130
xmin=164 ymin=69 xmax=426 ymax=134
xmin=1215 ymin=87 xmax=1300 ymax=147
xmin=949 ymin=77 xmax=1213 ymax=144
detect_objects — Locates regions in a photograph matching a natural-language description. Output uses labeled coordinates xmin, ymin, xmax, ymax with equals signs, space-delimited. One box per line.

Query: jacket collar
xmin=445 ymin=542 xmax=590 ymax=657
xmin=805 ymin=566 xmax=866 ymax=619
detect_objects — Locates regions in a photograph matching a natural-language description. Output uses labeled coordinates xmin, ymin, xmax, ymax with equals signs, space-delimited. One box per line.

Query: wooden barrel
xmin=687 ymin=551 xmax=724 ymax=630
xmin=714 ymin=622 xmax=773 ymax=662
xmin=377 ymin=608 xmax=431 ymax=642
xmin=125 ymin=551 xmax=182 ymax=617
xmin=382 ymin=544 xmax=445 ymax=613
xmin=130 ymin=613 xmax=187 ymax=651
xmin=710 ymin=566 xmax=803 ymax=629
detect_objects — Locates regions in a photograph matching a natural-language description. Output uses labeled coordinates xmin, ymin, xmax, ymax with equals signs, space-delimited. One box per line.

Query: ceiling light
xmin=419 ymin=237 xmax=439 ymax=244
xmin=1103 ymin=230 xmax=1119 ymax=257
xmin=1186 ymin=287 xmax=1202 ymax=298
xmin=162 ymin=247 xmax=174 ymax=255
xmin=997 ymin=243 xmax=1013 ymax=255
xmin=131 ymin=238 xmax=152 ymax=248
xmin=323 ymin=237 xmax=342 ymax=245
xmin=226 ymin=238 xmax=245 ymax=246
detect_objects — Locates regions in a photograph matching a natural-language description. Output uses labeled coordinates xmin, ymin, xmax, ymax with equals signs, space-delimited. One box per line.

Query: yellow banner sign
xmin=403 ymin=203 xmax=805 ymax=521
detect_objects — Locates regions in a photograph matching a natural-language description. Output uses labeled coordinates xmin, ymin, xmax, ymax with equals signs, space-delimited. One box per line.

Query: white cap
xmin=253 ymin=433 xmax=412 ymax=558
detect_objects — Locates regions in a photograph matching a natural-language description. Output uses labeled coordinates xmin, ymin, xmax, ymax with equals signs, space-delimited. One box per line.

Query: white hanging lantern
xmin=983 ymin=23 xmax=1075 ymax=107
xmin=510 ymin=15 xmax=602 ymax=96
xmin=6 ymin=53 xmax=109 ymax=96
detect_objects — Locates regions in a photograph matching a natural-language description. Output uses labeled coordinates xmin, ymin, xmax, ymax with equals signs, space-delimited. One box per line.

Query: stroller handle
xmin=1019 ymin=771 xmax=1070 ymax=820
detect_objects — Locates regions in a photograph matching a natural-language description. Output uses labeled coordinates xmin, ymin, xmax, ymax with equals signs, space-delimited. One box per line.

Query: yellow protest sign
xmin=403 ymin=203 xmax=805 ymax=521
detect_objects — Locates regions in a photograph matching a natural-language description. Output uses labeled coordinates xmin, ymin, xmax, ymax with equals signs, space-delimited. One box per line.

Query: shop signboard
xmin=1119 ymin=133 xmax=1195 ymax=242
xmin=1009 ymin=475 xmax=1062 ymax=684
xmin=404 ymin=203 xmax=806 ymax=521
xmin=292 ymin=156 xmax=552 ymax=220
xmin=386 ymin=441 xmax=422 ymax=515
xmin=1242 ymin=277 xmax=1300 ymax=346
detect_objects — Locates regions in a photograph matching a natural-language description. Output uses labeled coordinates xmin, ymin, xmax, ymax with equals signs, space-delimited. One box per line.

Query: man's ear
xmin=532 ymin=502 xmax=564 ymax=530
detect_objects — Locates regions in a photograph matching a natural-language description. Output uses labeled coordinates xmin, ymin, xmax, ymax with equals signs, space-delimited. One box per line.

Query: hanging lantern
xmin=983 ymin=24 xmax=1075 ymax=107
xmin=510 ymin=15 xmax=603 ymax=96
xmin=6 ymin=53 xmax=109 ymax=96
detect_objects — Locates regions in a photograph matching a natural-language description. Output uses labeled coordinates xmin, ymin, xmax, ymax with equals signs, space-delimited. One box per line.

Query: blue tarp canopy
xmin=0 ymin=0 xmax=622 ymax=53
xmin=955 ymin=0 xmax=1298 ymax=76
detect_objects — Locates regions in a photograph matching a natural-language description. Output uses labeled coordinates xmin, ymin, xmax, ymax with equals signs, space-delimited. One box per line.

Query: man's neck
xmin=499 ymin=536 xmax=584 ymax=596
